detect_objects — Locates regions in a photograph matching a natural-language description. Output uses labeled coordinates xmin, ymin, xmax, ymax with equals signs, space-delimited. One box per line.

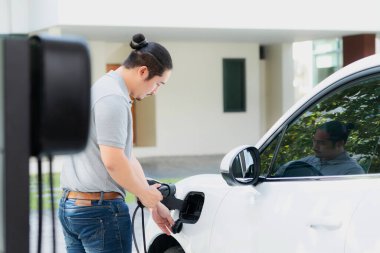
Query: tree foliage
xmin=261 ymin=76 xmax=380 ymax=175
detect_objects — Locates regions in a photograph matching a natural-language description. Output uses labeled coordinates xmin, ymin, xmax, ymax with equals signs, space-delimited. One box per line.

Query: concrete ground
xmin=139 ymin=154 xmax=224 ymax=179
xmin=29 ymin=154 xmax=224 ymax=253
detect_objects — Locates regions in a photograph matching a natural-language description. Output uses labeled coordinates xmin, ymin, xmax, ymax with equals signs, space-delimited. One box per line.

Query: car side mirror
xmin=220 ymin=145 xmax=260 ymax=186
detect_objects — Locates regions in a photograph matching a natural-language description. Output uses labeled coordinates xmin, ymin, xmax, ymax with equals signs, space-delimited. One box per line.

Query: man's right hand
xmin=138 ymin=183 xmax=163 ymax=208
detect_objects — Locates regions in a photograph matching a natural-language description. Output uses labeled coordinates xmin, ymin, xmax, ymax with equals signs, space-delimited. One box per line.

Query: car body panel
xmin=240 ymin=177 xmax=371 ymax=253
xmin=345 ymin=179 xmax=380 ymax=253
xmin=146 ymin=174 xmax=231 ymax=252
xmin=147 ymin=175 xmax=379 ymax=253
xmin=146 ymin=54 xmax=380 ymax=252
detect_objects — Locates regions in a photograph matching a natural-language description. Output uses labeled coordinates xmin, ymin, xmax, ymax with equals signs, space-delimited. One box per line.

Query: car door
xmin=209 ymin=71 xmax=380 ymax=253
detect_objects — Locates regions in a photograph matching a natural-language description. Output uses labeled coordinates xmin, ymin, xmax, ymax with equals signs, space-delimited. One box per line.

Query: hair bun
xmin=130 ymin=33 xmax=148 ymax=50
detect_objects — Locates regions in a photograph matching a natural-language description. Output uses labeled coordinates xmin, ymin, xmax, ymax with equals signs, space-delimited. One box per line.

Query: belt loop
xmin=98 ymin=191 xmax=104 ymax=205
xmin=62 ymin=188 xmax=70 ymax=201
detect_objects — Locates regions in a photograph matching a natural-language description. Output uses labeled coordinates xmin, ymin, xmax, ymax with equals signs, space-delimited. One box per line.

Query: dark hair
xmin=317 ymin=120 xmax=355 ymax=143
xmin=123 ymin=33 xmax=173 ymax=80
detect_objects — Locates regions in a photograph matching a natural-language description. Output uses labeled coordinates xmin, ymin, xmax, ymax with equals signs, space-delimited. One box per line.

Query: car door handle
xmin=309 ymin=217 xmax=342 ymax=230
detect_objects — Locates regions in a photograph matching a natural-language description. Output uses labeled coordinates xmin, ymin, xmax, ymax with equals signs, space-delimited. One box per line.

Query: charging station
xmin=0 ymin=34 xmax=91 ymax=253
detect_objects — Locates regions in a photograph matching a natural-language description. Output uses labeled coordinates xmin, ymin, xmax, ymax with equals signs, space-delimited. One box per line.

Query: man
xmin=278 ymin=121 xmax=364 ymax=176
xmin=59 ymin=33 xmax=174 ymax=253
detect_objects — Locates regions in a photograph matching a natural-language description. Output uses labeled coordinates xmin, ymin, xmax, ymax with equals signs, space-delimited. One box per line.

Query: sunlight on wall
xmin=292 ymin=41 xmax=313 ymax=101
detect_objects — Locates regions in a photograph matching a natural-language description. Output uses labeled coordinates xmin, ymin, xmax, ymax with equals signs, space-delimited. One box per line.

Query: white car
xmin=145 ymin=54 xmax=380 ymax=253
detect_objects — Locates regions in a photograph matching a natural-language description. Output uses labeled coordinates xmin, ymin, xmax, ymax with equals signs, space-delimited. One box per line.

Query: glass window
xmin=260 ymin=132 xmax=282 ymax=176
xmin=313 ymin=39 xmax=343 ymax=85
xmin=265 ymin=74 xmax=380 ymax=177
xmin=223 ymin=59 xmax=246 ymax=112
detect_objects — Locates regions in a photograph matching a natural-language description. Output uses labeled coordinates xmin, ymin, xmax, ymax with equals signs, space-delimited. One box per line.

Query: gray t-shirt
xmin=299 ymin=152 xmax=365 ymax=175
xmin=60 ymin=71 xmax=133 ymax=197
xmin=276 ymin=151 xmax=365 ymax=176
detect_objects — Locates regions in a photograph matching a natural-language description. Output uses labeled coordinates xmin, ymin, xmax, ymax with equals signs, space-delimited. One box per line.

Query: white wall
xmin=4 ymin=0 xmax=380 ymax=38
xmin=28 ymin=0 xmax=59 ymax=32
xmin=136 ymin=41 xmax=261 ymax=156
xmin=281 ymin=44 xmax=294 ymax=113
xmin=0 ymin=0 xmax=29 ymax=34
xmin=87 ymin=41 xmax=130 ymax=83
xmin=259 ymin=59 xmax=267 ymax=135
xmin=55 ymin=0 xmax=380 ymax=31
xmin=86 ymin=40 xmax=261 ymax=157
xmin=0 ymin=0 xmax=10 ymax=34
xmin=265 ymin=44 xmax=294 ymax=128
xmin=293 ymin=41 xmax=314 ymax=101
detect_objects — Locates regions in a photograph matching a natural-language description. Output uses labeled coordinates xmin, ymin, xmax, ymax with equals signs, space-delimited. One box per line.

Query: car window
xmin=265 ymin=74 xmax=380 ymax=178
xmin=260 ymin=131 xmax=283 ymax=176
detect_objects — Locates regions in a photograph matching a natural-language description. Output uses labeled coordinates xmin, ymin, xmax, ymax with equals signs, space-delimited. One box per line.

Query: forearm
xmin=105 ymin=154 xmax=147 ymax=197
xmin=130 ymin=154 xmax=164 ymax=210
xmin=130 ymin=153 xmax=150 ymax=187
xmin=99 ymin=145 xmax=162 ymax=208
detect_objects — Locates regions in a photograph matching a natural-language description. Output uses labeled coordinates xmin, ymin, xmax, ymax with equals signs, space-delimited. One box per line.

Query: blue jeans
xmin=58 ymin=191 xmax=132 ymax=253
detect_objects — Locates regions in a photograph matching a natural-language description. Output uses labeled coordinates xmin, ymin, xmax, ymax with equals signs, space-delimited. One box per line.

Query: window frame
xmin=258 ymin=66 xmax=380 ymax=182
xmin=222 ymin=58 xmax=246 ymax=112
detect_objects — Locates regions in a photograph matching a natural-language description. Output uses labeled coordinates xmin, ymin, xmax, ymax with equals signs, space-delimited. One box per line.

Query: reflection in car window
xmin=268 ymin=75 xmax=380 ymax=177
xmin=260 ymin=131 xmax=282 ymax=176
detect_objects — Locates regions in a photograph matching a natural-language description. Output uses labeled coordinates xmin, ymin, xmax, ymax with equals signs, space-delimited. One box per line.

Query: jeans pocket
xmin=116 ymin=202 xmax=131 ymax=217
xmin=68 ymin=217 xmax=104 ymax=251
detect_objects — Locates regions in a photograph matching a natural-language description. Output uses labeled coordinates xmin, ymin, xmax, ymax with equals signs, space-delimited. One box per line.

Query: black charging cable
xmin=132 ymin=202 xmax=147 ymax=253
xmin=132 ymin=181 xmax=166 ymax=253
xmin=48 ymin=155 xmax=57 ymax=253
xmin=36 ymin=155 xmax=57 ymax=253
xmin=131 ymin=181 xmax=184 ymax=253
xmin=37 ymin=156 xmax=43 ymax=253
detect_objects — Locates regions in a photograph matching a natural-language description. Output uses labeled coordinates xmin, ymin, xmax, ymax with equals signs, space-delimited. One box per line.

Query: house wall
xmin=0 ymin=0 xmax=29 ymax=34
xmin=264 ymin=44 xmax=294 ymax=129
xmin=83 ymin=40 xmax=264 ymax=156
xmin=2 ymin=0 xmax=378 ymax=158
xmin=149 ymin=41 xmax=262 ymax=156
xmin=51 ymin=0 xmax=380 ymax=32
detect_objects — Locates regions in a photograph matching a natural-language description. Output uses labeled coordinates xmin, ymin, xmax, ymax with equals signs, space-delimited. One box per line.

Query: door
xmin=210 ymin=72 xmax=380 ymax=252
xmin=259 ymin=73 xmax=379 ymax=252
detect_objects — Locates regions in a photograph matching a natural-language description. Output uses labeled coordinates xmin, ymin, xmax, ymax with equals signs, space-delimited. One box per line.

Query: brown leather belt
xmin=67 ymin=191 xmax=123 ymax=200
